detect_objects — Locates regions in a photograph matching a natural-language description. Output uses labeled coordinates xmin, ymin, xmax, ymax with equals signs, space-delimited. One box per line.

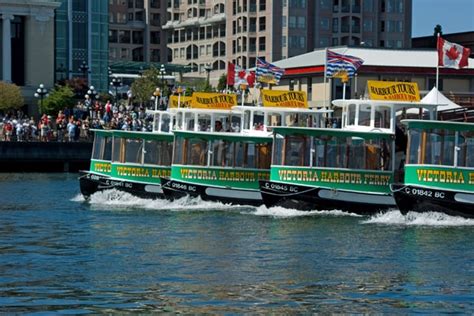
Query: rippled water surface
xmin=0 ymin=173 xmax=473 ymax=313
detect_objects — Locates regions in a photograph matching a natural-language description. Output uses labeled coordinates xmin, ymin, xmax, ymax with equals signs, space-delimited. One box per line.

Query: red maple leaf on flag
xmin=237 ymin=69 xmax=246 ymax=79
xmin=446 ymin=46 xmax=460 ymax=60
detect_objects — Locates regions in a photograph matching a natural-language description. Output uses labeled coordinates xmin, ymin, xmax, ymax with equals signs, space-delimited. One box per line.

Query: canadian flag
xmin=227 ymin=62 xmax=255 ymax=87
xmin=437 ymin=36 xmax=470 ymax=69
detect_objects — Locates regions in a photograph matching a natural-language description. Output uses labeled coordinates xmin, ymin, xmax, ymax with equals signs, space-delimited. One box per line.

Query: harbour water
xmin=1 ymin=173 xmax=473 ymax=313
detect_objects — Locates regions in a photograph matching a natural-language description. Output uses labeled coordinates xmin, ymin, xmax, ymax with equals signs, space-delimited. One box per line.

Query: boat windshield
xmin=92 ymin=133 xmax=112 ymax=161
xmin=273 ymin=133 xmax=393 ymax=171
xmin=407 ymin=127 xmax=474 ymax=168
xmin=111 ymin=136 xmax=172 ymax=166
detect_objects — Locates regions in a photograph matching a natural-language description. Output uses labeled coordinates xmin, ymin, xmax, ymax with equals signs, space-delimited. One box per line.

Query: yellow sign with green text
xmin=367 ymin=80 xmax=420 ymax=102
xmin=168 ymin=95 xmax=192 ymax=108
xmin=191 ymin=92 xmax=237 ymax=109
xmin=261 ymin=90 xmax=307 ymax=108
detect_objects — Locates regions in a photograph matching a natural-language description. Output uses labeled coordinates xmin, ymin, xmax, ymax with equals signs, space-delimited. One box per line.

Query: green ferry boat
xmin=79 ymin=109 xmax=174 ymax=199
xmin=260 ymin=99 xmax=438 ymax=213
xmin=160 ymin=93 xmax=330 ymax=205
xmin=391 ymin=120 xmax=474 ymax=218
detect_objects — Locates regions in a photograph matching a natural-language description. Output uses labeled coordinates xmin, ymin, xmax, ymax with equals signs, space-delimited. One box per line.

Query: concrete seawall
xmin=0 ymin=142 xmax=92 ymax=172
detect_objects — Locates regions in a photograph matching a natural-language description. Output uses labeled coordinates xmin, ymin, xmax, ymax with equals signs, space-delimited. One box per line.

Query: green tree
xmin=40 ymin=85 xmax=75 ymax=115
xmin=217 ymin=73 xmax=227 ymax=91
xmin=0 ymin=81 xmax=24 ymax=112
xmin=131 ymin=66 xmax=161 ymax=105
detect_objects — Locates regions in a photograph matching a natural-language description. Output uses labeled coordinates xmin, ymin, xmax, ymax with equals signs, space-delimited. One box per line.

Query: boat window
xmin=374 ymin=106 xmax=391 ymax=129
xmin=347 ymin=137 xmax=366 ymax=169
xmin=144 ymin=140 xmax=173 ymax=166
xmin=175 ymin=112 xmax=183 ymax=130
xmin=173 ymin=137 xmax=185 ymax=165
xmin=229 ymin=114 xmax=241 ymax=132
xmin=234 ymin=142 xmax=270 ymax=169
xmin=358 ymin=104 xmax=371 ymax=127
xmin=153 ymin=113 xmax=160 ymax=132
xmin=112 ymin=137 xmax=124 ymax=163
xmin=407 ymin=129 xmax=422 ymax=164
xmin=423 ymin=129 xmax=455 ymax=166
xmin=267 ymin=113 xmax=282 ymax=128
xmin=324 ymin=136 xmax=347 ymax=168
xmin=92 ymin=134 xmax=104 ymax=160
xmin=198 ymin=113 xmax=211 ymax=131
xmin=185 ymin=138 xmax=208 ymax=166
xmin=283 ymin=136 xmax=311 ymax=166
xmin=103 ymin=137 xmax=112 ymax=161
xmin=161 ymin=114 xmax=171 ymax=132
xmin=184 ymin=112 xmax=195 ymax=131
xmin=124 ymin=138 xmax=143 ymax=164
xmin=211 ymin=140 xmax=233 ymax=167
xmin=272 ymin=135 xmax=284 ymax=165
xmin=347 ymin=103 xmax=356 ymax=125
xmin=253 ymin=111 xmax=264 ymax=130
xmin=457 ymin=131 xmax=474 ymax=168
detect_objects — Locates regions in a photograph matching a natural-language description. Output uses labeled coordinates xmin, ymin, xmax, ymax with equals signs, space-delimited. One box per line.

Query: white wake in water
xmin=81 ymin=189 xmax=250 ymax=213
xmin=70 ymin=194 xmax=86 ymax=202
xmin=253 ymin=205 xmax=362 ymax=218
xmin=363 ymin=210 xmax=474 ymax=227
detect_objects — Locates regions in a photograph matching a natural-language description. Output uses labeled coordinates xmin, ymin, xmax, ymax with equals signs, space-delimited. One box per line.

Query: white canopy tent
xmin=421 ymin=87 xmax=461 ymax=111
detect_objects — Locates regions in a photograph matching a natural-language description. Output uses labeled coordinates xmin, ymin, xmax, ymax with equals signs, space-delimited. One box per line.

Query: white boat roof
xmin=273 ymin=46 xmax=474 ymax=70
xmin=332 ymin=99 xmax=439 ymax=109
xmin=232 ymin=105 xmax=332 ymax=114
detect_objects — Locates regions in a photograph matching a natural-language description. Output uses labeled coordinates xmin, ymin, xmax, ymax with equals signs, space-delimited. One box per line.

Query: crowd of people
xmin=0 ymin=99 xmax=155 ymax=142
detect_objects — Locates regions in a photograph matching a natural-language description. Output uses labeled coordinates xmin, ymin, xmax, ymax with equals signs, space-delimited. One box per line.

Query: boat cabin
xmin=90 ymin=130 xmax=173 ymax=182
xmin=333 ymin=99 xmax=438 ymax=133
xmin=149 ymin=106 xmax=331 ymax=135
xmin=404 ymin=120 xmax=474 ymax=169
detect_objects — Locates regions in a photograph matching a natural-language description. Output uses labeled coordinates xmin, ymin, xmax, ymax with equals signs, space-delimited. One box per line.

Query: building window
xmin=332 ymin=18 xmax=338 ymax=32
xmin=150 ymin=31 xmax=160 ymax=44
xmin=298 ymin=16 xmax=306 ymax=28
xmin=259 ymin=0 xmax=266 ymax=11
xmin=282 ymin=36 xmax=287 ymax=47
xmin=363 ymin=20 xmax=373 ymax=32
xmin=259 ymin=17 xmax=266 ymax=31
xmin=109 ymin=30 xmax=118 ymax=43
xmin=259 ymin=36 xmax=266 ymax=51
xmin=320 ymin=18 xmax=329 ymax=30
xmin=289 ymin=16 xmax=296 ymax=28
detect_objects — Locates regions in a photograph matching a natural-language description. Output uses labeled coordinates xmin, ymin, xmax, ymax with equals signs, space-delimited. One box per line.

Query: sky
xmin=412 ymin=0 xmax=474 ymax=37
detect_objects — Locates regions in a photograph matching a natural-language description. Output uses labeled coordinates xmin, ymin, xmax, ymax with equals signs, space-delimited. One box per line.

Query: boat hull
xmin=391 ymin=183 xmax=474 ymax=218
xmin=260 ymin=180 xmax=396 ymax=214
xmin=79 ymin=170 xmax=165 ymax=199
xmin=160 ymin=177 xmax=264 ymax=206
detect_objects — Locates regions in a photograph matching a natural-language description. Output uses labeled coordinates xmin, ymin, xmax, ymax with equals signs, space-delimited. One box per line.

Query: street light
xmin=78 ymin=61 xmax=89 ymax=81
xmin=110 ymin=77 xmax=122 ymax=104
xmin=159 ymin=64 xmax=166 ymax=90
xmin=34 ymin=83 xmax=49 ymax=112
xmin=151 ymin=87 xmax=161 ymax=111
xmin=204 ymin=63 xmax=212 ymax=87
xmin=85 ymin=85 xmax=99 ymax=101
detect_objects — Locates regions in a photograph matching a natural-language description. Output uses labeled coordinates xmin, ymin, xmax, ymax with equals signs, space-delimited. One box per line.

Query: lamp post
xmin=110 ymin=77 xmax=122 ymax=104
xmin=151 ymin=87 xmax=161 ymax=111
xmin=204 ymin=63 xmax=212 ymax=88
xmin=159 ymin=64 xmax=166 ymax=91
xmin=86 ymin=85 xmax=99 ymax=101
xmin=79 ymin=61 xmax=89 ymax=81
xmin=34 ymin=84 xmax=49 ymax=112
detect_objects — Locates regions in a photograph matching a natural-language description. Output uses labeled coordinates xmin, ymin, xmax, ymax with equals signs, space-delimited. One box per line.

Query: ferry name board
xmin=191 ymin=92 xmax=237 ymax=109
xmin=367 ymin=80 xmax=420 ymax=102
xmin=168 ymin=95 xmax=192 ymax=108
xmin=261 ymin=90 xmax=307 ymax=108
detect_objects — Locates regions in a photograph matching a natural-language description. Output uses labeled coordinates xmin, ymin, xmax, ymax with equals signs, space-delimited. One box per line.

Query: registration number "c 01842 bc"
xmin=405 ymin=187 xmax=445 ymax=199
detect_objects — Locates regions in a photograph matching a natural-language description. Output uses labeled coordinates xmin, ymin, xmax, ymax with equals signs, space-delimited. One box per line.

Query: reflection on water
xmin=0 ymin=174 xmax=473 ymax=313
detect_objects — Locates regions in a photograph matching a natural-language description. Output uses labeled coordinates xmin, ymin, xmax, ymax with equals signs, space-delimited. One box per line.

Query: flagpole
xmin=435 ymin=33 xmax=440 ymax=91
xmin=324 ymin=48 xmax=328 ymax=109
